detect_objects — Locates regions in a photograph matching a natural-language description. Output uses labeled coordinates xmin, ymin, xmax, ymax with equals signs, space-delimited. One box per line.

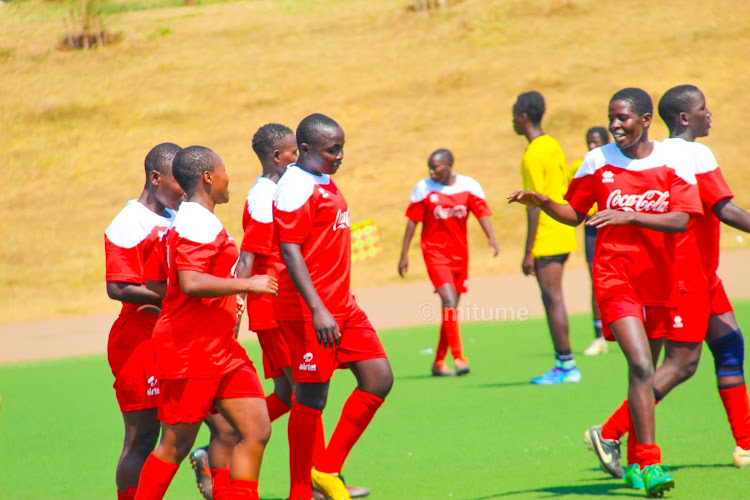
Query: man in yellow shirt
xmin=512 ymin=90 xmax=579 ymax=384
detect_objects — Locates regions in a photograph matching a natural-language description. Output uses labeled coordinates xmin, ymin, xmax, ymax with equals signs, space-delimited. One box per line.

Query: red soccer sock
xmin=312 ymin=411 xmax=326 ymax=465
xmin=633 ymin=443 xmax=661 ymax=468
xmin=229 ymin=479 xmax=259 ymax=500
xmin=315 ymin=388 xmax=384 ymax=474
xmin=625 ymin=409 xmax=639 ymax=465
xmin=266 ymin=393 xmax=291 ymax=422
xmin=719 ymin=384 xmax=750 ymax=449
xmin=133 ymin=454 xmax=178 ymax=500
xmin=443 ymin=308 xmax=464 ymax=359
xmin=435 ymin=323 xmax=448 ymax=362
xmin=601 ymin=399 xmax=630 ymax=441
xmin=117 ymin=486 xmax=137 ymax=500
xmin=288 ymin=402 xmax=321 ymax=500
xmin=211 ymin=467 xmax=231 ymax=500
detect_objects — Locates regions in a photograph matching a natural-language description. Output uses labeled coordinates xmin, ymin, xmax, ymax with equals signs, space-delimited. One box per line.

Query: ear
xmin=273 ymin=149 xmax=282 ymax=163
xmin=202 ymin=170 xmax=214 ymax=186
xmin=678 ymin=111 xmax=690 ymax=127
xmin=149 ymin=170 xmax=161 ymax=187
xmin=299 ymin=143 xmax=309 ymax=155
xmin=641 ymin=112 xmax=653 ymax=129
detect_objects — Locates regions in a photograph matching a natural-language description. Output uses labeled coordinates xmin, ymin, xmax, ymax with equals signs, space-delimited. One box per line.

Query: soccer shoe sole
xmin=584 ymin=426 xmax=623 ymax=478
xmin=733 ymin=446 xmax=750 ymax=468
xmin=311 ymin=468 xmax=351 ymax=500
xmin=188 ymin=448 xmax=213 ymax=500
xmin=645 ymin=477 xmax=674 ymax=498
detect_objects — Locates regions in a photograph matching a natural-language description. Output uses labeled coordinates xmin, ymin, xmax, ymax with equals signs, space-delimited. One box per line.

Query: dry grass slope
xmin=2 ymin=0 xmax=749 ymax=323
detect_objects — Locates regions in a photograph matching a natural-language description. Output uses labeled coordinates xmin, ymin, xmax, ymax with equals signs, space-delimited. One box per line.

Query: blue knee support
xmin=709 ymin=329 xmax=744 ymax=377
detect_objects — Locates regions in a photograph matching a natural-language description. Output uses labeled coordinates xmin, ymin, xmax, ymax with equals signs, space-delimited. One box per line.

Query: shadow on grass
xmin=472 ymin=381 xmax=532 ymax=388
xmin=463 ymin=480 xmax=632 ymax=499
xmin=668 ymin=463 xmax=734 ymax=471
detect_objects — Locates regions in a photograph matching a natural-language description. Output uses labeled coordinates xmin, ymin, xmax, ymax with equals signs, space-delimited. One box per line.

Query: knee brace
xmin=709 ymin=329 xmax=744 ymax=377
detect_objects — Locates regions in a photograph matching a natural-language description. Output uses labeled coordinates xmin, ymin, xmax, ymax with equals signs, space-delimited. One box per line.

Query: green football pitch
xmin=2 ymin=304 xmax=749 ymax=500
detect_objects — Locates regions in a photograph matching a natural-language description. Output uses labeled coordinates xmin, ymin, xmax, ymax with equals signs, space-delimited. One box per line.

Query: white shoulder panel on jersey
xmin=274 ymin=165 xmax=328 ymax=212
xmin=409 ymin=179 xmax=430 ymax=203
xmin=246 ymin=177 xmax=276 ymax=224
xmin=105 ymin=200 xmax=175 ymax=248
xmin=663 ymin=139 xmax=719 ymax=175
xmin=652 ymin=141 xmax=698 ymax=184
xmin=410 ymin=175 xmax=487 ymax=200
xmin=454 ymin=175 xmax=487 ymax=199
xmin=173 ymin=202 xmax=224 ymax=244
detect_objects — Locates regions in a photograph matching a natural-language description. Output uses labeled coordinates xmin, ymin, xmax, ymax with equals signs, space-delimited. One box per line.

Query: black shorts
xmin=584 ymin=224 xmax=598 ymax=264
xmin=536 ymin=253 xmax=569 ymax=264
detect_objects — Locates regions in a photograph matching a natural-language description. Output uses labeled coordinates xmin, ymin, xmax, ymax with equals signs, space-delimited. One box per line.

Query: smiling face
xmin=428 ymin=153 xmax=452 ymax=185
xmin=608 ymin=99 xmax=651 ymax=155
xmin=300 ymin=126 xmax=345 ymax=176
xmin=684 ymin=91 xmax=712 ymax=139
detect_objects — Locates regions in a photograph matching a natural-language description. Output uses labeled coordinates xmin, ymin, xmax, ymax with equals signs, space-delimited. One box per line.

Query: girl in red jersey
xmin=134 ymin=146 xmax=278 ymax=500
xmin=399 ymin=148 xmax=498 ymax=376
xmin=508 ymin=87 xmax=703 ymax=497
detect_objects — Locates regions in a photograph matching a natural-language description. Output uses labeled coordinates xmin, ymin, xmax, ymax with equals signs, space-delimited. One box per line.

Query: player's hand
xmin=236 ymin=295 xmax=246 ymax=316
xmin=586 ymin=209 xmax=634 ymax=228
xmin=398 ymin=256 xmax=409 ymax=278
xmin=522 ymin=252 xmax=535 ymax=276
xmin=507 ymin=190 xmax=547 ymax=207
xmin=489 ymin=237 xmax=500 ymax=257
xmin=245 ymin=275 xmax=278 ymax=296
xmin=312 ymin=308 xmax=340 ymax=349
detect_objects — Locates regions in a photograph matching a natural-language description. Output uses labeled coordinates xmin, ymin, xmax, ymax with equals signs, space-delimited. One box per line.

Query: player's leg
xmin=706 ymin=310 xmax=750 ymax=467
xmin=194 ymin=413 xmax=237 ymax=500
xmin=428 ymin=265 xmax=459 ymax=376
xmin=532 ymin=255 xmax=578 ymax=384
xmin=610 ymin=316 xmax=673 ymax=496
xmin=290 ymin=381 xmax=330 ymax=500
xmin=257 ymin=328 xmax=295 ymax=420
xmin=117 ymin=409 xmax=160 ymax=500
xmin=135 ymin=421 xmax=203 ymax=500
xmin=436 ymin=282 xmax=469 ymax=375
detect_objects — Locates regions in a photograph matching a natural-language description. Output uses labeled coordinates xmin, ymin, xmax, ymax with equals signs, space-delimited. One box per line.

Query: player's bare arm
xmin=713 ymin=199 xmax=750 ymax=233
xmin=178 ymin=269 xmax=277 ymax=298
xmin=588 ymin=210 xmax=689 ymax=233
xmin=398 ymin=219 xmax=418 ymax=277
xmin=477 ymin=216 xmax=500 ymax=256
xmin=280 ymin=241 xmax=340 ymax=348
xmin=145 ymin=279 xmax=167 ymax=298
xmin=106 ymin=281 xmax=163 ymax=306
xmin=232 ymin=250 xmax=258 ymax=336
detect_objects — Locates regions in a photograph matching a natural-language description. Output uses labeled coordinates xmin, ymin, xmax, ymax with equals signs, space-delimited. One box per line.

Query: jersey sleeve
xmin=693 ymin=146 xmax=733 ymax=207
xmin=105 ymin=236 xmax=143 ymax=284
xmin=669 ymin=168 xmax=703 ymax=216
xmin=175 ymin=236 xmax=220 ymax=273
xmin=564 ymin=155 xmax=596 ymax=215
xmin=275 ymin=197 xmax=314 ymax=244
xmin=405 ymin=182 xmax=426 ymax=222
xmin=467 ymin=180 xmax=492 ymax=218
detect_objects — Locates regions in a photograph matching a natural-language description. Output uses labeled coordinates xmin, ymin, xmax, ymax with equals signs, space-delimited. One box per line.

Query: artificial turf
xmin=2 ymin=303 xmax=749 ymax=499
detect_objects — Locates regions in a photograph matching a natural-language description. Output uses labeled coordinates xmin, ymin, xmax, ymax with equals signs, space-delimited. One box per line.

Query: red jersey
xmin=565 ymin=141 xmax=703 ymax=307
xmin=405 ymin=175 xmax=492 ymax=268
xmin=105 ymin=200 xmax=175 ymax=317
xmin=152 ymin=202 xmax=250 ymax=379
xmin=664 ymin=138 xmax=733 ymax=289
xmin=273 ymin=165 xmax=355 ymax=321
xmin=241 ymin=176 xmax=284 ymax=331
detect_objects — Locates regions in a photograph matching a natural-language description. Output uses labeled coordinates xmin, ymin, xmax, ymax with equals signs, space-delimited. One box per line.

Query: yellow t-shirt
xmin=568 ymin=157 xmax=597 ymax=216
xmin=520 ymin=135 xmax=578 ymax=257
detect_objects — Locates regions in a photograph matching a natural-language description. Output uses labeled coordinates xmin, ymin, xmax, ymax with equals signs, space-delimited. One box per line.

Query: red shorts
xmin=709 ymin=280 xmax=733 ymax=316
xmin=157 ymin=363 xmax=265 ymax=424
xmin=256 ymin=327 xmax=291 ymax=379
xmin=107 ymin=310 xmax=160 ymax=412
xmin=278 ymin=305 xmax=388 ymax=383
xmin=427 ymin=265 xmax=468 ymax=294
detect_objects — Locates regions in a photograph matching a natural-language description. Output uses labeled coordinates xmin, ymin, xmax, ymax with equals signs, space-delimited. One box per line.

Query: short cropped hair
xmin=144 ymin=142 xmax=181 ymax=176
xmin=296 ymin=113 xmax=341 ymax=148
xmin=430 ymin=148 xmax=454 ymax=166
xmin=587 ymin=126 xmax=610 ymax=144
xmin=658 ymin=85 xmax=701 ymax=132
xmin=252 ymin=123 xmax=295 ymax=159
xmin=172 ymin=145 xmax=217 ymax=194
xmin=513 ymin=91 xmax=545 ymax=125
xmin=610 ymin=87 xmax=653 ymax=117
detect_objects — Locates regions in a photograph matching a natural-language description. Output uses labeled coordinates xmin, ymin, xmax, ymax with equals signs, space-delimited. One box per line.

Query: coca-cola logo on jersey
xmin=606 ymin=189 xmax=670 ymax=213
xmin=433 ymin=205 xmax=468 ymax=219
xmin=332 ymin=209 xmax=350 ymax=231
